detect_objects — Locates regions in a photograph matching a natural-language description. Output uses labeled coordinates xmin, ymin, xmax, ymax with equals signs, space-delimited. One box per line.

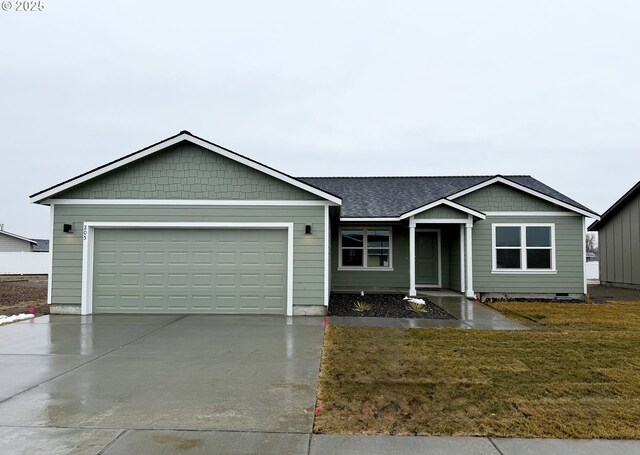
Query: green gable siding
xmin=51 ymin=204 xmax=326 ymax=308
xmin=598 ymin=191 xmax=640 ymax=287
xmin=472 ymin=215 xmax=584 ymax=294
xmin=455 ymin=183 xmax=563 ymax=212
xmin=414 ymin=205 xmax=468 ymax=219
xmin=57 ymin=142 xmax=321 ymax=201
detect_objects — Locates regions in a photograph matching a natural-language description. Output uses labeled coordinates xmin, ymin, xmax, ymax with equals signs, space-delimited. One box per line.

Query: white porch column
xmin=460 ymin=224 xmax=466 ymax=293
xmin=465 ymin=222 xmax=475 ymax=298
xmin=409 ymin=217 xmax=416 ymax=296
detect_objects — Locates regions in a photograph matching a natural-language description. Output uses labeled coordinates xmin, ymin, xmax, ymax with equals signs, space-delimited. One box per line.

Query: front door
xmin=416 ymin=231 xmax=439 ymax=287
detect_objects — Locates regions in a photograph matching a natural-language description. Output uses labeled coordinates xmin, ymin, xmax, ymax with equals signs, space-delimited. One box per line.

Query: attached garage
xmin=91 ymin=227 xmax=289 ymax=314
xmin=31 ymin=131 xmax=339 ymax=316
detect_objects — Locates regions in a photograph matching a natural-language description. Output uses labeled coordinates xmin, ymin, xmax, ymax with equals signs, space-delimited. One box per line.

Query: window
xmin=493 ymin=224 xmax=555 ymax=272
xmin=340 ymin=228 xmax=391 ymax=269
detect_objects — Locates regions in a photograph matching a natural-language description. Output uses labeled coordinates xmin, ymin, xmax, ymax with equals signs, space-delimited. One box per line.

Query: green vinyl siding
xmin=455 ymin=183 xmax=564 ymax=212
xmin=331 ymin=225 xmax=410 ymax=288
xmin=472 ymin=215 xmax=584 ymax=293
xmin=331 ymin=224 xmax=460 ymax=290
xmin=598 ymin=191 xmax=640 ymax=286
xmin=57 ymin=142 xmax=321 ymax=201
xmin=51 ymin=204 xmax=326 ymax=308
xmin=414 ymin=205 xmax=468 ymax=219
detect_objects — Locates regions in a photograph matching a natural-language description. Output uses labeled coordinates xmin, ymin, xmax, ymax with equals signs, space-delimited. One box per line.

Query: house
xmin=0 ymin=228 xmax=38 ymax=252
xmin=588 ymin=181 xmax=640 ymax=290
xmin=586 ymin=252 xmax=598 ymax=263
xmin=30 ymin=131 xmax=600 ymax=315
xmin=32 ymin=239 xmax=50 ymax=253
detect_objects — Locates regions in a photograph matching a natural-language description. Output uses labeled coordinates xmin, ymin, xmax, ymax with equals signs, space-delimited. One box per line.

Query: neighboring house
xmin=586 ymin=252 xmax=598 ymax=263
xmin=30 ymin=131 xmax=600 ymax=315
xmin=32 ymin=239 xmax=50 ymax=253
xmin=0 ymin=229 xmax=38 ymax=252
xmin=588 ymin=181 xmax=640 ymax=290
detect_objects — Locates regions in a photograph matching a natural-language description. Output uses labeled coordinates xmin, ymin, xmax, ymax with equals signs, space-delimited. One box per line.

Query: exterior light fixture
xmin=305 ymin=225 xmax=312 ymax=235
xmin=63 ymin=223 xmax=73 ymax=233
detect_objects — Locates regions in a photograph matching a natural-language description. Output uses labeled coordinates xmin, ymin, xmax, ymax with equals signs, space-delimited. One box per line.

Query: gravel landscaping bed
xmin=328 ymin=293 xmax=454 ymax=319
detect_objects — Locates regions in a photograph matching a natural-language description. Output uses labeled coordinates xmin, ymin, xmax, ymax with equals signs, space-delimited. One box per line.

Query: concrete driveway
xmin=0 ymin=314 xmax=325 ymax=454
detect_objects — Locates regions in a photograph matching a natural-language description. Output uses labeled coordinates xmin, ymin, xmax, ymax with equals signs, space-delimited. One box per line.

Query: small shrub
xmin=406 ymin=301 xmax=427 ymax=313
xmin=353 ymin=301 xmax=371 ymax=312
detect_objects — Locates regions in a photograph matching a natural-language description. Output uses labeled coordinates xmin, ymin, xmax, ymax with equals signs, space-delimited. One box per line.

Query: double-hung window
xmin=493 ymin=224 xmax=555 ymax=272
xmin=340 ymin=228 xmax=391 ymax=269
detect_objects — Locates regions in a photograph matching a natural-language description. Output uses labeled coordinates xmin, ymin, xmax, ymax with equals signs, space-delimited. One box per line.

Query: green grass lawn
xmin=314 ymin=299 xmax=640 ymax=438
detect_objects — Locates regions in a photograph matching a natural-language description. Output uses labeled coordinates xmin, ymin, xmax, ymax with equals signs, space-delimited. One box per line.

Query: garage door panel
xmin=144 ymin=274 xmax=163 ymax=287
xmin=93 ymin=228 xmax=287 ymax=314
xmin=120 ymin=273 xmax=140 ymax=287
xmin=240 ymin=252 xmax=260 ymax=265
xmin=264 ymin=273 xmax=285 ymax=288
xmin=192 ymin=274 xmax=213 ymax=288
xmin=192 ymin=252 xmax=213 ymax=265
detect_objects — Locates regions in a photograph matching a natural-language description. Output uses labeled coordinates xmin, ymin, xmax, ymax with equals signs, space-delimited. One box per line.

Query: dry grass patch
xmin=314 ymin=300 xmax=640 ymax=438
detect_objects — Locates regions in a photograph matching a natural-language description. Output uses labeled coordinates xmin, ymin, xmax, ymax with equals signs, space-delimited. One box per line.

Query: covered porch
xmin=330 ymin=201 xmax=483 ymax=298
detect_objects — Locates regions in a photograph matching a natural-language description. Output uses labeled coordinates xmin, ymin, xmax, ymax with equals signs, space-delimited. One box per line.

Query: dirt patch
xmin=588 ymin=284 xmax=640 ymax=302
xmin=0 ymin=276 xmax=48 ymax=317
xmin=328 ymin=293 xmax=454 ymax=320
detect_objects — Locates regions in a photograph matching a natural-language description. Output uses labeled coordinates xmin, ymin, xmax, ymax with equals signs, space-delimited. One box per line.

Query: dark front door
xmin=416 ymin=231 xmax=439 ymax=286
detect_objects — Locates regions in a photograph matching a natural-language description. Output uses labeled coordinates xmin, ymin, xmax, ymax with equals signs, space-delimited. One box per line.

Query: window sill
xmin=491 ymin=269 xmax=557 ymax=275
xmin=338 ymin=267 xmax=394 ymax=272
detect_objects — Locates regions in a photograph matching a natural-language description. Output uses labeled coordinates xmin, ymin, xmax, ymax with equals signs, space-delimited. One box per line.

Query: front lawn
xmin=314 ymin=296 xmax=640 ymax=438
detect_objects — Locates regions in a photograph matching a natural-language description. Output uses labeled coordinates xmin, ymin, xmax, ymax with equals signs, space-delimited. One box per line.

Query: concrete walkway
xmin=328 ymin=291 xmax=528 ymax=330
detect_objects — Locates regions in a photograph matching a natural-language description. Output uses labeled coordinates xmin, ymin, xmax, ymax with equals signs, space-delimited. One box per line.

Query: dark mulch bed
xmin=328 ymin=293 xmax=455 ymax=320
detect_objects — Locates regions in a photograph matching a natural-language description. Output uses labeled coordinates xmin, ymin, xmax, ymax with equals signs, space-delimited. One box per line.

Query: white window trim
xmin=80 ymin=222 xmax=295 ymax=316
xmin=338 ymin=226 xmax=393 ymax=271
xmin=491 ymin=223 xmax=557 ymax=274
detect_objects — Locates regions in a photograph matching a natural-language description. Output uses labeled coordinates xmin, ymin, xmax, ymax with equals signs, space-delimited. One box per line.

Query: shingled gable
xmin=29 ymin=131 xmax=342 ymax=205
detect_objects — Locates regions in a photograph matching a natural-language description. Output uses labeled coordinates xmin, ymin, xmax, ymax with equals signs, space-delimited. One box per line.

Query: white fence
xmin=0 ymin=252 xmax=50 ymax=275
xmin=586 ymin=261 xmax=599 ymax=281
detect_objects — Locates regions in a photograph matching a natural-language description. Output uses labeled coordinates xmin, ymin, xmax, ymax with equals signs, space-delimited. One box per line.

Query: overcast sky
xmin=1 ymin=1 xmax=638 ymax=238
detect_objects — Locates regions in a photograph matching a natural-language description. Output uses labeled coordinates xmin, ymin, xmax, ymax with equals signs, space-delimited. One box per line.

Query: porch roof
xmin=299 ymin=175 xmax=596 ymax=219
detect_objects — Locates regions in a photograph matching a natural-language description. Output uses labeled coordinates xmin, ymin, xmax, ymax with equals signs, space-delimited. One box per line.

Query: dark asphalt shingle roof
xmin=32 ymin=239 xmax=50 ymax=252
xmin=298 ymin=175 xmax=596 ymax=218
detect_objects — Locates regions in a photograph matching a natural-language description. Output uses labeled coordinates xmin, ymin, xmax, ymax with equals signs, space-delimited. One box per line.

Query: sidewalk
xmin=309 ymin=434 xmax=640 ymax=455
xmin=328 ymin=291 xmax=527 ymax=330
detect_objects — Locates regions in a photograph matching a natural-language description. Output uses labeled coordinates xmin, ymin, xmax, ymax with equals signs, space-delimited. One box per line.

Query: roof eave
xmin=588 ymin=181 xmax=640 ymax=231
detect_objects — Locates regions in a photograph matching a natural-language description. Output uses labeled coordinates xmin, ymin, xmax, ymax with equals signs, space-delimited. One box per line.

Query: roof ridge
xmin=298 ymin=175 xmax=532 ymax=179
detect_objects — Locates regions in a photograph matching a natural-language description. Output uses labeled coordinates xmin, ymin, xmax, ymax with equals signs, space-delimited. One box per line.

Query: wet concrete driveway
xmin=0 ymin=314 xmax=325 ymax=454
